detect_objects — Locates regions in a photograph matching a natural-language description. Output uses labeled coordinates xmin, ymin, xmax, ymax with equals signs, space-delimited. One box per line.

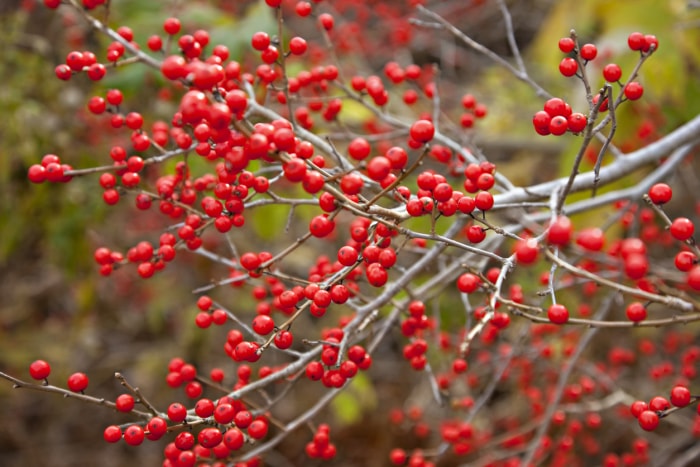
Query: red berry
xmin=643 ymin=34 xmax=659 ymax=53
xmin=409 ymin=119 xmax=435 ymax=144
xmin=548 ymin=216 xmax=573 ymax=245
xmin=67 ymin=372 xmax=89 ymax=392
xmin=337 ymin=245 xmax=359 ymax=266
xmin=103 ymin=425 xmax=122 ymax=443
xmin=624 ymin=82 xmax=644 ymax=101
xmin=29 ymin=360 xmax=51 ymax=380
xmin=687 ymin=266 xmax=700 ymax=290
xmin=670 ymin=217 xmax=694 ymax=241
xmin=638 ymin=410 xmax=659 ymax=431
xmin=167 ymin=402 xmax=187 ymax=422
xmin=348 ymin=137 xmax=371 ymax=160
xmin=549 ymin=115 xmax=569 ymax=135
xmin=248 ymin=419 xmax=269 ymax=439
xmin=670 ymin=385 xmax=691 ymax=407
xmin=628 ymin=32 xmax=645 ymax=51
xmin=649 ymin=396 xmax=670 ymax=411
xmin=252 ymin=315 xmax=275 ymax=335
xmin=559 ymin=57 xmax=578 ymax=77
xmin=558 ymin=37 xmax=575 ymax=53
xmin=123 ymin=425 xmax=145 ymax=446
xmin=567 ymin=113 xmax=587 ymax=133
xmin=543 ymin=98 xmax=568 ymax=117
xmin=630 ymin=400 xmax=649 ymax=417
xmin=474 ymin=191 xmax=494 ymax=211
xmin=318 ymin=13 xmax=334 ymax=31
xmin=456 ymin=273 xmax=480 ymax=293
xmin=625 ymin=302 xmax=647 ymax=322
xmin=675 ymin=251 xmax=696 ymax=272
xmin=603 ymin=63 xmax=622 ymax=82
xmin=224 ymin=427 xmax=245 ymax=450
xmin=547 ymin=304 xmax=569 ymax=324
xmin=289 ymin=36 xmax=307 ymax=55
xmin=115 ymin=393 xmax=135 ymax=412
xmin=648 ymin=183 xmax=672 ymax=204
xmin=514 ymin=238 xmax=539 ymax=264
xmin=466 ymin=225 xmax=486 ymax=243
xmin=579 ymin=43 xmax=597 ymax=60
xmin=163 ymin=17 xmax=181 ymax=35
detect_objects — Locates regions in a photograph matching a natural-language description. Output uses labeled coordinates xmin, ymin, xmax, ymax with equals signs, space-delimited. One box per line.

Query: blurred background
xmin=1 ymin=0 xmax=699 ymax=465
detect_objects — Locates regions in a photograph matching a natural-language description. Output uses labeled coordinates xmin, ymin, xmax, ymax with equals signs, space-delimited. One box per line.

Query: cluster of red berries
xmin=27 ymin=154 xmax=73 ymax=184
xmin=305 ymin=334 xmax=370 ymax=388
xmin=533 ymin=97 xmax=587 ymax=136
xmin=631 ymin=385 xmax=694 ymax=431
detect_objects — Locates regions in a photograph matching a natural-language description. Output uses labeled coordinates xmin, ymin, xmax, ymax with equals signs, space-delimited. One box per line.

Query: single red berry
xmin=624 ymin=82 xmax=644 ymax=100
xmin=603 ymin=63 xmax=622 ymax=82
xmin=456 ymin=273 xmax=480 ymax=293
xmin=163 ymin=17 xmax=181 ymax=35
xmin=687 ymin=265 xmax=700 ymax=290
xmin=675 ymin=251 xmax=696 ymax=272
xmin=146 ymin=417 xmax=167 ymax=441
xmin=648 ymin=183 xmax=672 ymax=204
xmin=514 ymin=238 xmax=539 ymax=264
xmin=167 ymin=402 xmax=187 ymax=422
xmin=638 ymin=410 xmax=659 ymax=431
xmin=475 ymin=191 xmax=494 ymax=211
xmin=29 ymin=360 xmax=51 ymax=380
xmin=224 ymin=427 xmax=245 ymax=450
xmin=670 ymin=217 xmax=695 ymax=241
xmin=630 ymin=400 xmax=649 ymax=417
xmin=115 ymin=393 xmax=135 ymax=412
xmin=348 ymin=137 xmax=371 ymax=160
xmin=628 ymin=32 xmax=645 ymax=51
xmin=103 ymin=425 xmax=122 ymax=443
xmin=274 ymin=330 xmax=294 ymax=349
xmin=625 ymin=302 xmax=647 ymax=322
xmin=198 ymin=427 xmax=223 ymax=448
xmin=670 ymin=385 xmax=691 ymax=407
xmin=409 ymin=119 xmax=435 ymax=144
xmin=252 ymin=315 xmax=275 ymax=335
xmin=643 ymin=34 xmax=659 ymax=53
xmin=558 ymin=37 xmax=576 ymax=53
xmin=122 ymin=424 xmax=144 ymax=446
xmin=67 ymin=372 xmax=89 ymax=392
xmin=567 ymin=112 xmax=587 ymax=133
xmin=214 ymin=403 xmax=236 ymax=424
xmin=547 ymin=304 xmax=569 ymax=324
xmin=549 ymin=115 xmax=569 ymax=135
xmin=548 ymin=216 xmax=573 ymax=245
xmin=318 ymin=13 xmax=334 ymax=31
xmin=337 ymin=245 xmax=359 ymax=266
xmin=248 ymin=419 xmax=269 ymax=439
xmin=543 ymin=98 xmax=568 ymax=118
xmin=559 ymin=57 xmax=578 ymax=77
xmin=309 ymin=215 xmax=334 ymax=238
xmin=466 ymin=225 xmax=486 ymax=243
xmin=649 ymin=396 xmax=671 ymax=411
xmin=175 ymin=431 xmax=195 ymax=450
xmin=579 ymin=43 xmax=598 ymax=60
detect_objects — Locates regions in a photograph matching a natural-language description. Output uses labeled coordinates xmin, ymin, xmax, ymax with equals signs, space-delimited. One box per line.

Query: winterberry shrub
xmin=3 ymin=1 xmax=700 ymax=466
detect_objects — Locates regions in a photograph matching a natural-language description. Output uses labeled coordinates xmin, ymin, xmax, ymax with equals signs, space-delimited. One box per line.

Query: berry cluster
xmin=4 ymin=1 xmax=700 ymax=466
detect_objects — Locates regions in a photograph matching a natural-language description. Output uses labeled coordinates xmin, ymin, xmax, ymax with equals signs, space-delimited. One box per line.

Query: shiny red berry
xmin=409 ymin=119 xmax=435 ymax=143
xmin=670 ymin=217 xmax=695 ymax=241
xmin=648 ymin=183 xmax=672 ymax=204
xmin=558 ymin=37 xmax=575 ymax=53
xmin=67 ymin=372 xmax=89 ymax=392
xmin=547 ymin=304 xmax=569 ymax=324
xmin=29 ymin=360 xmax=51 ymax=380
xmin=579 ymin=43 xmax=597 ymax=60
